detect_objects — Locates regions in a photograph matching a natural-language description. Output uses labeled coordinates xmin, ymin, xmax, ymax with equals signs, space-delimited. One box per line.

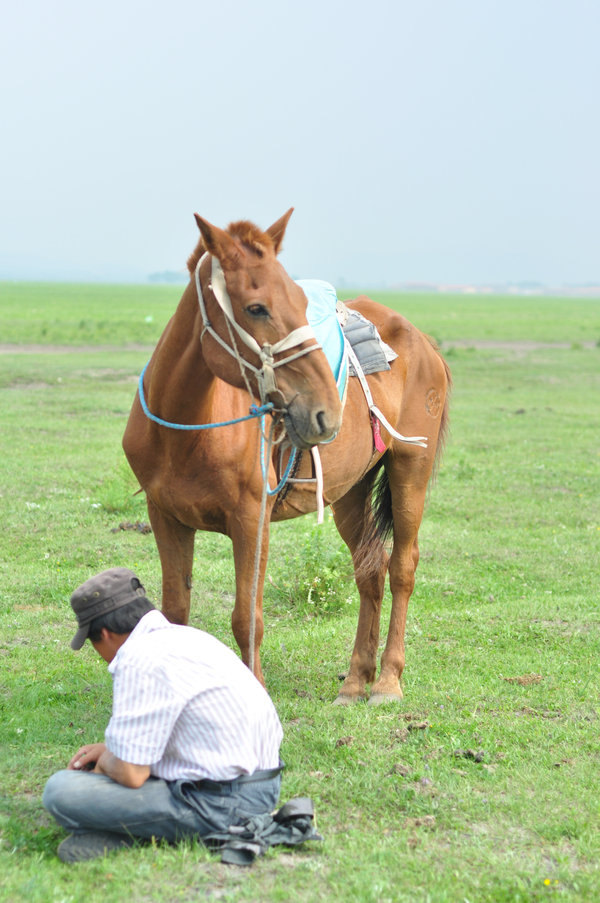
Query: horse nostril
xmin=316 ymin=411 xmax=328 ymax=435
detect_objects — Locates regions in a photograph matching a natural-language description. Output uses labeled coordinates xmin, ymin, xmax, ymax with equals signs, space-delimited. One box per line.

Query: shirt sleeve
xmin=104 ymin=663 xmax=186 ymax=766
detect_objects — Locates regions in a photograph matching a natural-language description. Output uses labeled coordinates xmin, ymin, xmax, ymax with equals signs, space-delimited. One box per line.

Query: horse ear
xmin=194 ymin=214 xmax=242 ymax=267
xmin=265 ymin=208 xmax=294 ymax=255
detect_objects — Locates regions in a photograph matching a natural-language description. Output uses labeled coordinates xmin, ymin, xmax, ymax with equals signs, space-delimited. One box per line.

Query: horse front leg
xmin=147 ymin=498 xmax=196 ymax=625
xmin=229 ymin=510 xmax=272 ymax=686
xmin=331 ymin=481 xmax=389 ymax=704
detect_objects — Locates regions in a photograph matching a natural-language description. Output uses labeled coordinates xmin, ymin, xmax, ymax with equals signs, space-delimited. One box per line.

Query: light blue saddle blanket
xmin=296 ymin=280 xmax=396 ymax=400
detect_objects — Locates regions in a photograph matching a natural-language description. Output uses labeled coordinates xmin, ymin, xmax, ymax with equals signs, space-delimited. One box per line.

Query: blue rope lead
xmin=138 ymin=362 xmax=296 ymax=495
xmin=257 ymin=414 xmax=298 ymax=496
xmin=137 ymin=361 xmax=273 ymax=430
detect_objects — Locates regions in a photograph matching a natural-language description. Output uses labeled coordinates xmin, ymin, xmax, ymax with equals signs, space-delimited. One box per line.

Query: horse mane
xmin=228 ymin=220 xmax=275 ymax=257
xmin=187 ymin=220 xmax=274 ymax=275
xmin=187 ymin=239 xmax=206 ymax=275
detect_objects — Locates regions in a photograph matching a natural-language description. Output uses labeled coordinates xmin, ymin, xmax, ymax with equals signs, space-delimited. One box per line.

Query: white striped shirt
xmin=104 ymin=610 xmax=283 ymax=781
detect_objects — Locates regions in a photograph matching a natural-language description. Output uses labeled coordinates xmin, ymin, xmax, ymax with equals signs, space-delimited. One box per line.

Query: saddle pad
xmin=343 ymin=309 xmax=397 ymax=376
xmin=296 ymin=279 xmax=348 ymax=400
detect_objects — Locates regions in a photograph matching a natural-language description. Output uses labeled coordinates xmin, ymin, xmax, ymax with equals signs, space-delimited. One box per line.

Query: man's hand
xmin=68 ymin=743 xmax=107 ymax=771
xmin=68 ymin=743 xmax=150 ymax=788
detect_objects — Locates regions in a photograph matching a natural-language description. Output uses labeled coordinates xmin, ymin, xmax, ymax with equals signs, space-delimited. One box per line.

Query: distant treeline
xmin=148 ymin=270 xmax=187 ymax=284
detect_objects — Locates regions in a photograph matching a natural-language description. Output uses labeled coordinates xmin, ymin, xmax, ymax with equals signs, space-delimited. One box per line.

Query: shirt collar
xmin=108 ymin=609 xmax=171 ymax=673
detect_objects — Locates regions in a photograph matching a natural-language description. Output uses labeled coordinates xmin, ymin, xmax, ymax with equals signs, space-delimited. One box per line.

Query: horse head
xmin=190 ymin=210 xmax=342 ymax=449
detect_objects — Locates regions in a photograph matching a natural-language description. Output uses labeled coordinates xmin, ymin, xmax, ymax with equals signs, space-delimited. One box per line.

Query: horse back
xmin=344 ymin=295 xmax=450 ymax=467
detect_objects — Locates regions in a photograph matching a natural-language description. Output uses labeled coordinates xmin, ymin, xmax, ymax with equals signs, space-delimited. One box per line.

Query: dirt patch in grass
xmin=502 ymin=673 xmax=544 ymax=685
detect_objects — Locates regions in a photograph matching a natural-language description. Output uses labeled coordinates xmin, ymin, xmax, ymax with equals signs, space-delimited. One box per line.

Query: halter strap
xmin=195 ymin=253 xmax=322 ymax=403
xmin=209 ymin=256 xmax=316 ymax=357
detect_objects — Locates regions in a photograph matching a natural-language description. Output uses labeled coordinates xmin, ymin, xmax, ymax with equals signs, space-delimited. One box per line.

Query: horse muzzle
xmin=282 ymin=397 xmax=341 ymax=449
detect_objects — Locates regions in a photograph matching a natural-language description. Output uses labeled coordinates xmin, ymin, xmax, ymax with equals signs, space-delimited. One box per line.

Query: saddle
xmin=297 ymin=279 xmax=397 ymax=406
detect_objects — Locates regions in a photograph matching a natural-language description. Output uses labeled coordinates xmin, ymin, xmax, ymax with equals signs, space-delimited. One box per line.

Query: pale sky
xmin=1 ymin=0 xmax=598 ymax=287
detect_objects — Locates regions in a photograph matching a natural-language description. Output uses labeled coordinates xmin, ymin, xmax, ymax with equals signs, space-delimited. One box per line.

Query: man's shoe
xmin=57 ymin=831 xmax=135 ymax=862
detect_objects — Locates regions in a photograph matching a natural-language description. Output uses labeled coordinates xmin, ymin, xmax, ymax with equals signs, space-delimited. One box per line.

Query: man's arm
xmin=68 ymin=743 xmax=151 ymax=789
xmin=95 ymin=748 xmax=151 ymax=788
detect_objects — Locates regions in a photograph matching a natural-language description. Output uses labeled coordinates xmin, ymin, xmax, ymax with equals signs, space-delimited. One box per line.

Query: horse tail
xmin=353 ymin=458 xmax=393 ymax=581
xmin=371 ymin=460 xmax=394 ymax=544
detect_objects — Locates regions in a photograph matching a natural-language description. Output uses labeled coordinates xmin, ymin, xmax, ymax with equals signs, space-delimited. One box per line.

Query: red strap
xmin=370 ymin=413 xmax=386 ymax=453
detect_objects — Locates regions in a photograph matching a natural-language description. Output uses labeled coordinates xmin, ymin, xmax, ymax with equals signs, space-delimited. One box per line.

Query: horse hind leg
xmin=331 ymin=470 xmax=389 ymax=704
xmin=368 ymin=456 xmax=428 ymax=705
xmin=146 ymin=498 xmax=196 ymax=625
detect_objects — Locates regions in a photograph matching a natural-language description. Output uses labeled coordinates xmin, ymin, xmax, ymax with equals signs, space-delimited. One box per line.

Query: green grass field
xmin=1 ymin=281 xmax=599 ymax=346
xmin=0 ymin=282 xmax=599 ymax=902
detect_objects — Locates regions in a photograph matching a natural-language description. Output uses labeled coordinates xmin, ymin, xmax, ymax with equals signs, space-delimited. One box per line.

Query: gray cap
xmin=70 ymin=567 xmax=146 ymax=650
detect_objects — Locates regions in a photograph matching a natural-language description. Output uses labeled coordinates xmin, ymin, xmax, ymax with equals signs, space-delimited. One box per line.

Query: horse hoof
xmin=333 ymin=693 xmax=365 ymax=706
xmin=368 ymin=692 xmax=403 ymax=706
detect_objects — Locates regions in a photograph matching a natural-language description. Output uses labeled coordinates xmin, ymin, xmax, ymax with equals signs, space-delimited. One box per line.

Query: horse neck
xmin=149 ymin=281 xmax=215 ymax=407
xmin=148 ymin=279 xmax=250 ymax=423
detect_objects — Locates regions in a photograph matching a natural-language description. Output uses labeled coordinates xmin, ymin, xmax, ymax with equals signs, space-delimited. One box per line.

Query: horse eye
xmin=245 ymin=303 xmax=270 ymax=318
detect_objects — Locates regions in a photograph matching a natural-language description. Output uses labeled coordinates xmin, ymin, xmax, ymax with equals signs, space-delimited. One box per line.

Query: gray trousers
xmin=43 ymin=769 xmax=282 ymax=843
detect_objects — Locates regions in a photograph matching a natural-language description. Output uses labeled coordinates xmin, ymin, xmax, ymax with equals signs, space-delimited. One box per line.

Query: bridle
xmin=195 ymin=253 xmax=322 ymax=406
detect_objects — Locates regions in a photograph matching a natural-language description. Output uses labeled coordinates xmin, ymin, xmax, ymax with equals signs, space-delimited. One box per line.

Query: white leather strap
xmin=344 ymin=340 xmax=428 ymax=448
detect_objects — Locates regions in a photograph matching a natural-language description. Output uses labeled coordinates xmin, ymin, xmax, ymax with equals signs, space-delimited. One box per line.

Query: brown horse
xmin=123 ymin=209 xmax=450 ymax=704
